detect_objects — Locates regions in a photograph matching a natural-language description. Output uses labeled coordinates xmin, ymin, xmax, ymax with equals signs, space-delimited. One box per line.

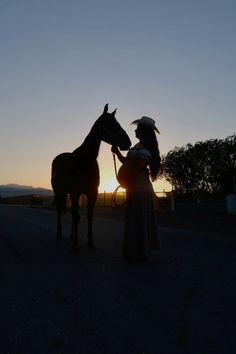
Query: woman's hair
xmin=138 ymin=124 xmax=161 ymax=181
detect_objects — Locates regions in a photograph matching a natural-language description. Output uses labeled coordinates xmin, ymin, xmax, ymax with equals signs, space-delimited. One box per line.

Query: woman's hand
xmin=111 ymin=145 xmax=119 ymax=154
xmin=111 ymin=145 xmax=127 ymax=163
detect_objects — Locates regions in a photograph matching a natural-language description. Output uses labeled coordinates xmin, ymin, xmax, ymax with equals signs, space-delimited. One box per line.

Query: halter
xmin=99 ymin=120 xmax=126 ymax=147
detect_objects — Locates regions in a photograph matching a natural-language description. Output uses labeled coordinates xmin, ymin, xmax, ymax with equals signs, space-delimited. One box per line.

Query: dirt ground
xmin=94 ymin=206 xmax=236 ymax=236
xmin=1 ymin=205 xmax=235 ymax=354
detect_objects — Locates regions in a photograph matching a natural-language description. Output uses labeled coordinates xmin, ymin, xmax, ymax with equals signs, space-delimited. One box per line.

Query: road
xmin=0 ymin=205 xmax=235 ymax=354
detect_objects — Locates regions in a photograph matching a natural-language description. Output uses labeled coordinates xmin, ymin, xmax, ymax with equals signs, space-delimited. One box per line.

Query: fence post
xmin=171 ymin=191 xmax=175 ymax=212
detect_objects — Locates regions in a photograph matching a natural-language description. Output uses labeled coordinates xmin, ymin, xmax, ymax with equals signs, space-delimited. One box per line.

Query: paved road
xmin=0 ymin=205 xmax=235 ymax=354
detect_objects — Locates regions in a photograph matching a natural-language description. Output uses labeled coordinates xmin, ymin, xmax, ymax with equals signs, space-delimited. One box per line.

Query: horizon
xmin=0 ymin=176 xmax=172 ymax=194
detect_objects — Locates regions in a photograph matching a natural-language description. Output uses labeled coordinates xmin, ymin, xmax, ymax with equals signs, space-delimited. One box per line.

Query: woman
xmin=112 ymin=116 xmax=161 ymax=261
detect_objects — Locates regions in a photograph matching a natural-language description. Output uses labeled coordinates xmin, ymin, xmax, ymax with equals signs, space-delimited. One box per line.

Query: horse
xmin=51 ymin=104 xmax=131 ymax=252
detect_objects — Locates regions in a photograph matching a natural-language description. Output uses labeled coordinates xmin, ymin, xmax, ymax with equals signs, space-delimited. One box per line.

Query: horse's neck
xmin=73 ymin=127 xmax=101 ymax=160
xmin=83 ymin=133 xmax=101 ymax=159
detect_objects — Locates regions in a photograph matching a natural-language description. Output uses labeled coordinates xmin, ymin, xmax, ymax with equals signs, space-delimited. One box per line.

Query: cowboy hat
xmin=131 ymin=116 xmax=160 ymax=134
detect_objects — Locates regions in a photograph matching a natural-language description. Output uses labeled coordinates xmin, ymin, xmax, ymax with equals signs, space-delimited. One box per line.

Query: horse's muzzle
xmin=113 ymin=131 xmax=131 ymax=151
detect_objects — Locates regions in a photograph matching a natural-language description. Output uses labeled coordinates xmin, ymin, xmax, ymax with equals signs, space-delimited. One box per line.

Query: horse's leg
xmin=87 ymin=191 xmax=98 ymax=249
xmin=55 ymin=194 xmax=66 ymax=240
xmin=70 ymin=193 xmax=80 ymax=253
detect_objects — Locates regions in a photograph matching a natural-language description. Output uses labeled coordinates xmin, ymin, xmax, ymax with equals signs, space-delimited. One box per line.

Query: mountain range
xmin=0 ymin=184 xmax=53 ymax=198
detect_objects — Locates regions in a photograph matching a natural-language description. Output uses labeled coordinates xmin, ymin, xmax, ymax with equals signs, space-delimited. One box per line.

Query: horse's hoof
xmin=56 ymin=234 xmax=62 ymax=241
xmin=88 ymin=241 xmax=96 ymax=250
xmin=70 ymin=245 xmax=79 ymax=254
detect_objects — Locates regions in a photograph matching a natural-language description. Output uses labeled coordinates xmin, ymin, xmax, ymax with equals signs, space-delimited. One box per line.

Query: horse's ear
xmin=103 ymin=104 xmax=109 ymax=114
xmin=111 ymin=108 xmax=117 ymax=116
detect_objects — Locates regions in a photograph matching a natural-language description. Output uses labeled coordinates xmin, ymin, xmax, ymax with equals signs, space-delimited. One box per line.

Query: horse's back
xmin=52 ymin=152 xmax=71 ymax=166
xmin=51 ymin=152 xmax=99 ymax=194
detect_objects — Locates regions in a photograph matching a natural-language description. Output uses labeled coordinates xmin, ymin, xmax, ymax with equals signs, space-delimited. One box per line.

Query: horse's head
xmin=96 ymin=104 xmax=131 ymax=151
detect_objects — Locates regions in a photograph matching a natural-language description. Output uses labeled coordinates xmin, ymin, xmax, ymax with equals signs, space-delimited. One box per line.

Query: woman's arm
xmin=111 ymin=146 xmax=128 ymax=164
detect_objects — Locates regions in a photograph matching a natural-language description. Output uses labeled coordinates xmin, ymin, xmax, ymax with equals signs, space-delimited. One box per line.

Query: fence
xmin=73 ymin=190 xmax=169 ymax=208
xmin=76 ymin=190 xmax=227 ymax=213
xmin=39 ymin=189 xmax=171 ymax=211
xmin=2 ymin=190 xmax=228 ymax=214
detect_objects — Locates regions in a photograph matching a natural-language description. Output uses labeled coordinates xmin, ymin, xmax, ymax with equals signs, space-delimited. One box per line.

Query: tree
xmin=161 ymin=134 xmax=236 ymax=196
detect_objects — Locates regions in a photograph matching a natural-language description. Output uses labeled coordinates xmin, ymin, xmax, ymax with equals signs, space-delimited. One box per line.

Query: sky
xmin=0 ymin=0 xmax=235 ymax=192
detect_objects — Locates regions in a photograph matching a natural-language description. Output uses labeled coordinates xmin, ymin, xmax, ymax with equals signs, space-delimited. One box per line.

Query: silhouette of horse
xmin=51 ymin=104 xmax=131 ymax=252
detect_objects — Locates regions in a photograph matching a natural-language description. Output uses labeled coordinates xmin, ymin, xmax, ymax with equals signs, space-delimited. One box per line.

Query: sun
xmin=99 ymin=177 xmax=123 ymax=193
xmin=98 ymin=174 xmax=172 ymax=194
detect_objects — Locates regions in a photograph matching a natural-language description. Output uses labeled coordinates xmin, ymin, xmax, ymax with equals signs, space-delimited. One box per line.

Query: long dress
xmin=123 ymin=143 xmax=161 ymax=261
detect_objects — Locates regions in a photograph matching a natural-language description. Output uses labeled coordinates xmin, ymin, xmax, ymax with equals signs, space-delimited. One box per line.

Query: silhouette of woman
xmin=112 ymin=116 xmax=161 ymax=261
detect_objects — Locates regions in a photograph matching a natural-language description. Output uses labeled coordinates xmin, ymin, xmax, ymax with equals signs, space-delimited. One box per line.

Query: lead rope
xmin=112 ymin=153 xmax=118 ymax=179
xmin=111 ymin=152 xmax=126 ymax=207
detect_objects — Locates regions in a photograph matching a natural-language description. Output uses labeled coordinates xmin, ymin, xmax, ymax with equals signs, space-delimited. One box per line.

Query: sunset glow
xmin=99 ymin=176 xmax=122 ymax=193
xmin=98 ymin=169 xmax=172 ymax=194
